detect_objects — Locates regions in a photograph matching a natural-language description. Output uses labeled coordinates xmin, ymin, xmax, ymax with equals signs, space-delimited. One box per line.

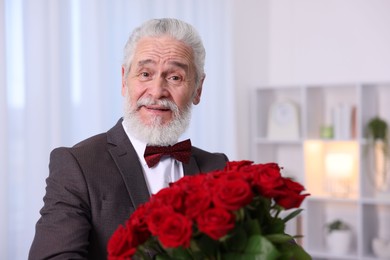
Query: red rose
xmin=171 ymin=174 xmax=207 ymax=193
xmin=224 ymin=160 xmax=253 ymax=171
xmin=197 ymin=207 xmax=235 ymax=240
xmin=107 ymin=225 xmax=137 ymax=260
xmin=252 ymin=163 xmax=285 ymax=198
xmin=127 ymin=204 xmax=150 ymax=244
xmin=146 ymin=205 xmax=175 ymax=236
xmin=206 ymin=169 xmax=225 ymax=179
xmin=283 ymin=177 xmax=305 ymax=193
xmin=152 ymin=186 xmax=185 ymax=212
xmin=212 ymin=177 xmax=253 ymax=211
xmin=274 ymin=178 xmax=309 ymax=209
xmin=185 ymin=189 xmax=212 ymax=219
xmin=157 ymin=212 xmax=193 ymax=248
xmin=275 ymin=191 xmax=308 ymax=209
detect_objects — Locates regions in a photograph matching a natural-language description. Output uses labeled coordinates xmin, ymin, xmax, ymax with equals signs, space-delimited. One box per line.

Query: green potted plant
xmin=325 ymin=219 xmax=352 ymax=254
xmin=326 ymin=219 xmax=350 ymax=233
xmin=366 ymin=117 xmax=390 ymax=194
xmin=367 ymin=117 xmax=388 ymax=141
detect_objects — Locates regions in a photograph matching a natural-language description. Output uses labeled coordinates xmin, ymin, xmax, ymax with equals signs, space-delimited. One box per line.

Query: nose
xmin=147 ymin=77 xmax=169 ymax=99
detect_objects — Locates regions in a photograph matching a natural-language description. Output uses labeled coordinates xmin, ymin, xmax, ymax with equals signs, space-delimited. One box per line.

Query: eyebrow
xmin=137 ymin=59 xmax=155 ymax=67
xmin=168 ymin=61 xmax=189 ymax=72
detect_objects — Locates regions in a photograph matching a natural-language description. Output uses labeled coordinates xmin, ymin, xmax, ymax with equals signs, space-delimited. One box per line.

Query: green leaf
xmin=156 ymin=255 xmax=172 ymax=260
xmin=155 ymin=246 xmax=192 ymax=260
xmin=265 ymin=233 xmax=294 ymax=244
xmin=223 ymin=252 xmax=279 ymax=260
xmin=192 ymin=234 xmax=218 ymax=257
xmin=264 ymin=218 xmax=285 ymax=234
xmin=249 ymin=197 xmax=272 ymax=222
xmin=234 ymin=207 xmax=246 ymax=222
xmin=244 ymin=235 xmax=280 ymax=260
xmin=282 ymin=209 xmax=303 ymax=223
xmin=136 ymin=237 xmax=165 ymax=259
xmin=224 ymin=226 xmax=248 ymax=251
xmin=168 ymin=247 xmax=192 ymax=259
xmin=279 ymin=243 xmax=312 ymax=260
xmin=291 ymin=247 xmax=311 ymax=260
xmin=190 ymin=251 xmax=210 ymax=260
xmin=244 ymin=217 xmax=261 ymax=236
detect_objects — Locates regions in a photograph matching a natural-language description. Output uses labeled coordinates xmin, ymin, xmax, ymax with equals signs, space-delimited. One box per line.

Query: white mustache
xmin=136 ymin=97 xmax=178 ymax=112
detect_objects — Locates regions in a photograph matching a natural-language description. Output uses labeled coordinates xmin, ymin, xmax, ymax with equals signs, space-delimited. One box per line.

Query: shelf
xmin=309 ymin=250 xmax=359 ymax=260
xmin=361 ymin=197 xmax=390 ymax=205
xmin=254 ymin=137 xmax=302 ymax=145
xmin=307 ymin=138 xmax=358 ymax=143
xmin=307 ymin=195 xmax=358 ymax=203
xmin=251 ymin=83 xmax=390 ymax=260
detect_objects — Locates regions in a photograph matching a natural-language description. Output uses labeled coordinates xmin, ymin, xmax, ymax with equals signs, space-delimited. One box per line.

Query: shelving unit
xmin=251 ymin=83 xmax=390 ymax=260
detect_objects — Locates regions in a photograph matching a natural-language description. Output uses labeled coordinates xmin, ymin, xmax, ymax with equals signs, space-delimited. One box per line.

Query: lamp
xmin=325 ymin=153 xmax=354 ymax=197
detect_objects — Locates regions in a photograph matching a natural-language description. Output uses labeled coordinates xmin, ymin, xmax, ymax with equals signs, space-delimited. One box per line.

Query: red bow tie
xmin=144 ymin=139 xmax=192 ymax=168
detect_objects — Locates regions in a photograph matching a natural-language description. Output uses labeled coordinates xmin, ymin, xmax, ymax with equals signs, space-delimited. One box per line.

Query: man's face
xmin=122 ymin=36 xmax=203 ymax=127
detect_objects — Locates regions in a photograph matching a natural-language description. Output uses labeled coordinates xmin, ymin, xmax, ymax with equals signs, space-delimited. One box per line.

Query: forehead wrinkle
xmin=132 ymin=37 xmax=195 ymax=76
xmin=136 ymin=58 xmax=190 ymax=73
xmin=138 ymin=38 xmax=192 ymax=60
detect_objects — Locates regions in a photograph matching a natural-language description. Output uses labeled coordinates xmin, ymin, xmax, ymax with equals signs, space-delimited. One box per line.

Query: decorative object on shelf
xmin=325 ymin=152 xmax=354 ymax=197
xmin=372 ymin=237 xmax=390 ymax=260
xmin=332 ymin=103 xmax=354 ymax=140
xmin=325 ymin=219 xmax=352 ymax=255
xmin=267 ymin=100 xmax=300 ymax=140
xmin=107 ymin=161 xmax=311 ymax=260
xmin=320 ymin=125 xmax=334 ymax=139
xmin=372 ymin=205 xmax=390 ymax=260
xmin=366 ymin=117 xmax=390 ymax=198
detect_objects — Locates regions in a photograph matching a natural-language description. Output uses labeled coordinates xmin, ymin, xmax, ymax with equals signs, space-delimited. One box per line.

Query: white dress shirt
xmin=122 ymin=121 xmax=184 ymax=195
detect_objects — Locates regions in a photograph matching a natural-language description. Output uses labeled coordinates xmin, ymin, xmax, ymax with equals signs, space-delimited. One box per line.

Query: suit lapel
xmin=107 ymin=119 xmax=150 ymax=208
xmin=183 ymin=153 xmax=200 ymax=176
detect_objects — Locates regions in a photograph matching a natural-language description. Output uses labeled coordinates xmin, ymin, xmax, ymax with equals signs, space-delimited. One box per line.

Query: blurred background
xmin=1 ymin=0 xmax=390 ymax=259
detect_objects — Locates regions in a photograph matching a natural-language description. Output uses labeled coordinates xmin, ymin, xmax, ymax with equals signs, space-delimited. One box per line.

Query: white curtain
xmin=0 ymin=0 xmax=236 ymax=259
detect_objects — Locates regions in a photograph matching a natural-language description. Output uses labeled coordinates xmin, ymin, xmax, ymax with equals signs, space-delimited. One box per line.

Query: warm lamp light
xmin=325 ymin=152 xmax=354 ymax=197
xmin=325 ymin=153 xmax=354 ymax=179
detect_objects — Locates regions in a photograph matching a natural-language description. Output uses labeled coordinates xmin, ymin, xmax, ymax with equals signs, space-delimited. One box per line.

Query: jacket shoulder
xmin=191 ymin=146 xmax=228 ymax=172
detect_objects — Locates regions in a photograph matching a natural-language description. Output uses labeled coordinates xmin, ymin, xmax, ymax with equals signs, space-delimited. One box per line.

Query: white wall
xmin=268 ymin=0 xmax=390 ymax=84
xmin=232 ymin=0 xmax=270 ymax=160
xmin=233 ymin=0 xmax=390 ymax=160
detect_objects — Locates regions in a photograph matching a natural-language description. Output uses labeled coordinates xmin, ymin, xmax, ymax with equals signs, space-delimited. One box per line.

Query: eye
xmin=138 ymin=71 xmax=152 ymax=81
xmin=167 ymin=74 xmax=188 ymax=86
xmin=167 ymin=75 xmax=184 ymax=85
xmin=170 ymin=75 xmax=181 ymax=81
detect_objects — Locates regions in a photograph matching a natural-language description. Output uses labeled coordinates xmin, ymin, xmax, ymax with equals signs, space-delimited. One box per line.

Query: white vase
xmin=377 ymin=206 xmax=390 ymax=241
xmin=373 ymin=140 xmax=390 ymax=196
xmin=372 ymin=237 xmax=390 ymax=259
xmin=327 ymin=230 xmax=352 ymax=255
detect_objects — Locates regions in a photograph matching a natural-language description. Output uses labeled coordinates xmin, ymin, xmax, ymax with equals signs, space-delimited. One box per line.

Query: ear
xmin=192 ymin=76 xmax=205 ymax=105
xmin=121 ymin=66 xmax=127 ymax=97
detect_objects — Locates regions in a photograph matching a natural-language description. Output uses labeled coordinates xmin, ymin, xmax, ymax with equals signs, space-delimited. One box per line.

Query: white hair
xmin=122 ymin=18 xmax=206 ymax=87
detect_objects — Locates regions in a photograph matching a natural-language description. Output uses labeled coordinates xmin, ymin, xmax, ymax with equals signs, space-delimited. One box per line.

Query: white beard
xmin=123 ymin=91 xmax=192 ymax=146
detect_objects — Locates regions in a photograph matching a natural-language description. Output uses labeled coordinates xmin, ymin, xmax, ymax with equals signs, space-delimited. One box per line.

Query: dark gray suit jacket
xmin=29 ymin=119 xmax=228 ymax=260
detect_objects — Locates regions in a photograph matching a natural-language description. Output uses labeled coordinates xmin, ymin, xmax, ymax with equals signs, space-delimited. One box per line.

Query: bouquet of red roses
xmin=107 ymin=161 xmax=311 ymax=259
